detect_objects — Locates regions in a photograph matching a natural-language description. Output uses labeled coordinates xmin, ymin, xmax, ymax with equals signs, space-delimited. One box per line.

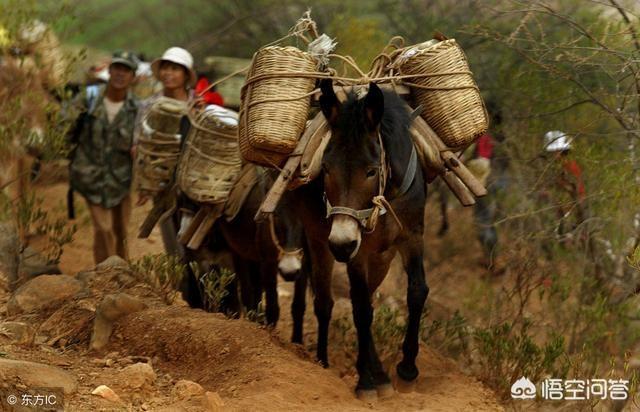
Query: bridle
xmin=324 ymin=130 xmax=417 ymax=233
xmin=268 ymin=213 xmax=304 ymax=261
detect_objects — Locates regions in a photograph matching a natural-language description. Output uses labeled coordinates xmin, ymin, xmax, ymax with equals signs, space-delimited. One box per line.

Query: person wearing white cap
xmin=150 ymin=47 xmax=197 ymax=101
xmin=542 ymin=130 xmax=587 ymax=239
xmin=134 ymin=46 xmax=197 ymax=256
xmin=544 ymin=130 xmax=572 ymax=153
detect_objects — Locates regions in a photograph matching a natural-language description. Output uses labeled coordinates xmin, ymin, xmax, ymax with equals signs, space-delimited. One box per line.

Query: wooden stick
xmin=138 ymin=187 xmax=176 ymax=239
xmin=186 ymin=204 xmax=224 ymax=250
xmin=178 ymin=206 xmax=209 ymax=245
xmin=441 ymin=171 xmax=475 ymax=206
xmin=255 ymin=111 xmax=326 ymax=221
xmin=441 ymin=151 xmax=487 ymax=197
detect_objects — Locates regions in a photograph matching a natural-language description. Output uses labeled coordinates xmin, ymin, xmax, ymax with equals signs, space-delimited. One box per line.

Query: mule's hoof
xmin=356 ymin=388 xmax=378 ymax=402
xmin=393 ymin=375 xmax=416 ymax=394
xmin=376 ymin=383 xmax=395 ymax=399
xmin=396 ymin=362 xmax=419 ymax=382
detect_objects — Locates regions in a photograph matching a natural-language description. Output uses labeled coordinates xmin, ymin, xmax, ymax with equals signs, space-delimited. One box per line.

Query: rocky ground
xmin=0 ymin=253 xmax=503 ymax=412
xmin=0 ymin=175 xmax=505 ymax=411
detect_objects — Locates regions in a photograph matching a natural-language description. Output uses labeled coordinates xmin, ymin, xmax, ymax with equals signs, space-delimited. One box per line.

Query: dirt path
xmin=2 ymin=175 xmax=504 ymax=411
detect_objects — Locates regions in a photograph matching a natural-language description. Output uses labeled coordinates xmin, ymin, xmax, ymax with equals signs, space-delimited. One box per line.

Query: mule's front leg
xmin=261 ymin=263 xmax=280 ymax=327
xmin=308 ymin=238 xmax=334 ymax=367
xmin=397 ymin=239 xmax=429 ymax=382
xmin=347 ymin=263 xmax=384 ymax=399
xmin=291 ymin=265 xmax=308 ymax=344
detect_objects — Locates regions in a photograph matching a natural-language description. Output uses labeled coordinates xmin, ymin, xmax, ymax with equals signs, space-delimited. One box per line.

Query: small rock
xmin=141 ymin=403 xmax=149 ymax=411
xmin=0 ymin=321 xmax=34 ymax=344
xmin=202 ymin=391 xmax=225 ymax=412
xmin=19 ymin=246 xmax=61 ymax=281
xmin=76 ymin=270 xmax=97 ymax=285
xmin=0 ymin=358 xmax=77 ymax=394
xmin=95 ymin=256 xmax=129 ymax=271
xmin=173 ymin=379 xmax=204 ymax=400
xmin=90 ymin=293 xmax=146 ymax=350
xmin=97 ymin=294 xmax=146 ymax=322
xmin=91 ymin=385 xmax=121 ymax=403
xmin=117 ymin=362 xmax=156 ymax=389
xmin=7 ymin=275 xmax=83 ymax=315
xmin=91 ymin=358 xmax=113 ymax=367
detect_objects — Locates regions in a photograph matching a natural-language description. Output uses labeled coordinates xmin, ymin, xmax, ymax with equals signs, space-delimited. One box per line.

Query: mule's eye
xmin=366 ymin=168 xmax=377 ymax=178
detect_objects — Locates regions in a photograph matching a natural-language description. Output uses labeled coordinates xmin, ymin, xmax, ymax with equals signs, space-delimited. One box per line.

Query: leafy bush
xmin=131 ymin=254 xmax=186 ymax=304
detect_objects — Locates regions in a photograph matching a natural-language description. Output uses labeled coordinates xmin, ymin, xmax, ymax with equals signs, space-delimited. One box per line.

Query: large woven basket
xmin=136 ymin=97 xmax=187 ymax=195
xmin=239 ymin=46 xmax=318 ymax=168
xmin=177 ymin=105 xmax=242 ymax=204
xmin=397 ymin=39 xmax=488 ymax=150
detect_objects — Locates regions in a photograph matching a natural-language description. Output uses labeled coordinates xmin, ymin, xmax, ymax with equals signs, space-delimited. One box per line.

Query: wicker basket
xmin=136 ymin=97 xmax=187 ymax=195
xmin=177 ymin=105 xmax=242 ymax=204
xmin=239 ymin=46 xmax=318 ymax=168
xmin=397 ymin=39 xmax=488 ymax=150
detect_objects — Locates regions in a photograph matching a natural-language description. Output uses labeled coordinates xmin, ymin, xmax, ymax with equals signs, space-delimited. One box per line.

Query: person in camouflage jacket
xmin=68 ymin=51 xmax=139 ymax=264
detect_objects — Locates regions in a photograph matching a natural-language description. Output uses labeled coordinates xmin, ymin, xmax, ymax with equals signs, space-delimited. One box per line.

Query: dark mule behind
xmin=178 ymin=169 xmax=310 ymax=342
xmin=318 ymin=79 xmax=429 ymax=399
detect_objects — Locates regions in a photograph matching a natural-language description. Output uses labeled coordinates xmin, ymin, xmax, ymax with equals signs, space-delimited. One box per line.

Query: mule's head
xmin=273 ymin=196 xmax=306 ymax=281
xmin=319 ymin=79 xmax=385 ymax=262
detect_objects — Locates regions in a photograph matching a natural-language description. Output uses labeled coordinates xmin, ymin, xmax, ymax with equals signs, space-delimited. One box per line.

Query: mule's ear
xmin=364 ymin=82 xmax=384 ymax=130
xmin=319 ymin=78 xmax=339 ymax=126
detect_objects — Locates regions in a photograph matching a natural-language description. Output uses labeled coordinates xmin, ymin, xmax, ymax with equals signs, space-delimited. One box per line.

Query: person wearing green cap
xmin=67 ymin=51 xmax=140 ymax=264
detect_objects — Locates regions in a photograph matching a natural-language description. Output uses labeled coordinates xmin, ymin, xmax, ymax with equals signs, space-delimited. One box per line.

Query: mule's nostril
xmin=347 ymin=240 xmax=358 ymax=251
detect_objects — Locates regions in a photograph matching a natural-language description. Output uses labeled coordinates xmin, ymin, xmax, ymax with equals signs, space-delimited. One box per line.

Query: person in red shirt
xmin=195 ymin=73 xmax=224 ymax=106
xmin=470 ymin=132 xmax=500 ymax=271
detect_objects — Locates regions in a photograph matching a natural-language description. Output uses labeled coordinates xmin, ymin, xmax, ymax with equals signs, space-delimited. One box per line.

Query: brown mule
xmin=310 ymin=79 xmax=429 ymax=399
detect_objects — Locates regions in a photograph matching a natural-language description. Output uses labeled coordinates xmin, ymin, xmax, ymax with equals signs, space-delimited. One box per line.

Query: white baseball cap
xmin=151 ymin=47 xmax=197 ymax=87
xmin=544 ymin=130 xmax=572 ymax=152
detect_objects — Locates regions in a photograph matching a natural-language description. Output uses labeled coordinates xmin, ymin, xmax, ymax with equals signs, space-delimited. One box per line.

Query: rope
xmin=268 ymin=213 xmax=303 ymax=260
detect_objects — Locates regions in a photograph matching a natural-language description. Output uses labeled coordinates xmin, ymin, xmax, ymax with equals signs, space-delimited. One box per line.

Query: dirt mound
xmin=112 ymin=306 xmax=502 ymax=411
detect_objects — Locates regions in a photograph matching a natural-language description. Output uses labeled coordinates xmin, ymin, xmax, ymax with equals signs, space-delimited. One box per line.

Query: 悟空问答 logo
xmin=511 ymin=376 xmax=537 ymax=399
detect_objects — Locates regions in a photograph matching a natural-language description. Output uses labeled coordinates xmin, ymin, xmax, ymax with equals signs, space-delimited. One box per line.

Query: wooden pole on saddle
xmin=411 ymin=115 xmax=487 ymax=198
xmin=185 ymin=203 xmax=224 ymax=250
xmin=255 ymin=111 xmax=328 ymax=221
xmin=138 ymin=185 xmax=177 ymax=239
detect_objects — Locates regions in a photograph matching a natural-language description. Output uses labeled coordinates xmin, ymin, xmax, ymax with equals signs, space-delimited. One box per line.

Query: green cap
xmin=110 ymin=50 xmax=139 ymax=71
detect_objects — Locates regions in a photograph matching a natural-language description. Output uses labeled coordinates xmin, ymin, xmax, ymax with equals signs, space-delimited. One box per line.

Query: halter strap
xmin=268 ymin=214 xmax=303 ymax=260
xmin=325 ymin=130 xmax=415 ymax=232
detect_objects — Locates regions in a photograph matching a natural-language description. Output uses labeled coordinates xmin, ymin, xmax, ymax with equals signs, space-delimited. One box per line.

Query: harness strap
xmin=396 ymin=144 xmax=417 ymax=197
xmin=325 ymin=198 xmax=385 ymax=228
xmin=268 ymin=214 xmax=303 ymax=260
